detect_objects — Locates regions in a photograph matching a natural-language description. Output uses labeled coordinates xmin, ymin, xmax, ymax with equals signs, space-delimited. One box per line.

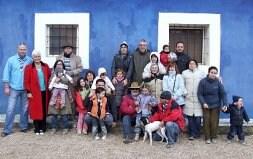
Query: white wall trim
xmin=34 ymin=13 xmax=90 ymax=68
xmin=158 ymin=13 xmax=220 ymax=72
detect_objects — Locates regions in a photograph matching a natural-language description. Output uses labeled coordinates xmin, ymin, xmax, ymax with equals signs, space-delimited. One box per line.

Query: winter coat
xmin=111 ymin=52 xmax=133 ymax=81
xmin=76 ymin=89 xmax=90 ymax=114
xmin=132 ymin=50 xmax=151 ymax=84
xmin=88 ymin=95 xmax=109 ymax=120
xmin=160 ymin=51 xmax=177 ymax=67
xmin=149 ymin=99 xmax=185 ymax=131
xmin=24 ymin=62 xmax=51 ymax=120
xmin=137 ymin=94 xmax=157 ymax=115
xmin=120 ymin=94 xmax=138 ymax=116
xmin=144 ymin=74 xmax=163 ymax=100
xmin=223 ymin=104 xmax=250 ymax=126
xmin=182 ymin=68 xmax=206 ymax=116
xmin=175 ymin=52 xmax=190 ymax=73
xmin=91 ymin=67 xmax=115 ymax=91
xmin=142 ymin=52 xmax=166 ymax=79
xmin=197 ymin=76 xmax=228 ymax=109
xmin=56 ymin=53 xmax=83 ymax=86
xmin=163 ymin=74 xmax=185 ymax=105
xmin=114 ymin=78 xmax=127 ymax=107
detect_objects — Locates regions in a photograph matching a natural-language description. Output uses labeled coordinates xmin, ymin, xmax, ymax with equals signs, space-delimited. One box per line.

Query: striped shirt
xmin=64 ymin=57 xmax=71 ymax=71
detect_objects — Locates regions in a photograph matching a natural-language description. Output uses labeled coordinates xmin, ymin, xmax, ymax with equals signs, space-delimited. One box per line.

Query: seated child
xmin=49 ymin=66 xmax=73 ymax=109
xmin=87 ymin=87 xmax=110 ymax=140
xmin=160 ymin=44 xmax=177 ymax=72
xmin=223 ymin=95 xmax=250 ymax=145
xmin=143 ymin=52 xmax=166 ymax=79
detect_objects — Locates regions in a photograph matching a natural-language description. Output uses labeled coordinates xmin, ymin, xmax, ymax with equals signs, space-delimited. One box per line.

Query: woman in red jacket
xmin=24 ymin=50 xmax=51 ymax=135
xmin=120 ymin=82 xmax=141 ymax=144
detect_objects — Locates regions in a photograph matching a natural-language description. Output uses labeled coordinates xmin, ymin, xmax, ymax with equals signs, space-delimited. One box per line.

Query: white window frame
xmin=158 ymin=13 xmax=220 ymax=74
xmin=34 ymin=13 xmax=90 ymax=68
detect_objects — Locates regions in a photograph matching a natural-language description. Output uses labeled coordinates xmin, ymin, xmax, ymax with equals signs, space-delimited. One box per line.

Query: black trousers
xmin=33 ymin=91 xmax=47 ymax=133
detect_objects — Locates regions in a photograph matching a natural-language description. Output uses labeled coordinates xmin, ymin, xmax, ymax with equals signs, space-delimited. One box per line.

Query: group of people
xmin=1 ymin=40 xmax=250 ymax=148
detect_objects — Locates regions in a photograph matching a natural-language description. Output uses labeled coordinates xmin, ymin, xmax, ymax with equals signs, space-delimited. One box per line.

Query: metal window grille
xmin=46 ymin=25 xmax=78 ymax=56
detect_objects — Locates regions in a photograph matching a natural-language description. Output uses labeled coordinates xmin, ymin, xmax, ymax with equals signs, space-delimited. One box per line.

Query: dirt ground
xmin=0 ymin=126 xmax=253 ymax=159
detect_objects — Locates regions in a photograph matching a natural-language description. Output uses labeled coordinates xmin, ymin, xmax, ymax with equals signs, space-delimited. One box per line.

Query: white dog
xmin=142 ymin=121 xmax=168 ymax=145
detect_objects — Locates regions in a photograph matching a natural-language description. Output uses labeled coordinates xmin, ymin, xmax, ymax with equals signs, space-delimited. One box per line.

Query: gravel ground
xmin=0 ymin=127 xmax=253 ymax=159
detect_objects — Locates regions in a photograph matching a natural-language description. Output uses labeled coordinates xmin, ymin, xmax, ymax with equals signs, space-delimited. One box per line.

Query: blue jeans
xmin=134 ymin=113 xmax=150 ymax=135
xmin=84 ymin=113 xmax=113 ymax=127
xmin=51 ymin=115 xmax=69 ymax=130
xmin=3 ymin=88 xmax=28 ymax=134
xmin=122 ymin=115 xmax=136 ymax=138
xmin=187 ymin=115 xmax=201 ymax=138
xmin=227 ymin=125 xmax=245 ymax=140
xmin=166 ymin=122 xmax=180 ymax=145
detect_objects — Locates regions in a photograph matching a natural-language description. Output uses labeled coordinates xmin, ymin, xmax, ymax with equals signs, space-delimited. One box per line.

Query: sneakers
xmin=95 ymin=135 xmax=100 ymax=140
xmin=239 ymin=140 xmax=246 ymax=145
xmin=102 ymin=135 xmax=107 ymax=140
xmin=211 ymin=139 xmax=217 ymax=144
xmin=206 ymin=139 xmax=211 ymax=144
xmin=77 ymin=129 xmax=82 ymax=135
xmin=62 ymin=129 xmax=68 ymax=135
xmin=166 ymin=144 xmax=174 ymax=148
xmin=35 ymin=132 xmax=40 ymax=135
xmin=227 ymin=140 xmax=232 ymax=144
xmin=188 ymin=136 xmax=195 ymax=140
xmin=1 ymin=132 xmax=10 ymax=137
xmin=82 ymin=129 xmax=88 ymax=135
xmin=134 ymin=134 xmax=140 ymax=141
xmin=51 ymin=129 xmax=57 ymax=135
xmin=39 ymin=130 xmax=44 ymax=135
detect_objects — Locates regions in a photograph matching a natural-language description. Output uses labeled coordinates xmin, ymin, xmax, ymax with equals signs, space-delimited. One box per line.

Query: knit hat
xmin=55 ymin=66 xmax=63 ymax=76
xmin=120 ymin=41 xmax=128 ymax=48
xmin=160 ymin=91 xmax=172 ymax=100
xmin=232 ymin=95 xmax=242 ymax=103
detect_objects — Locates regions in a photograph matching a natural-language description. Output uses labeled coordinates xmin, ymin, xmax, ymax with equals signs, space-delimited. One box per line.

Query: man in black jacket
xmin=175 ymin=41 xmax=190 ymax=73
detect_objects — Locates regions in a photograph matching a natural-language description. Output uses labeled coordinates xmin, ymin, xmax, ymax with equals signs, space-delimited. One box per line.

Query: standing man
xmin=2 ymin=42 xmax=32 ymax=137
xmin=175 ymin=41 xmax=190 ymax=74
xmin=56 ymin=43 xmax=83 ymax=120
xmin=132 ymin=39 xmax=151 ymax=85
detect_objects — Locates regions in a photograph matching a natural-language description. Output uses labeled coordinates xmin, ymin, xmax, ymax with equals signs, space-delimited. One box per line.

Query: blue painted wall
xmin=0 ymin=0 xmax=253 ymax=118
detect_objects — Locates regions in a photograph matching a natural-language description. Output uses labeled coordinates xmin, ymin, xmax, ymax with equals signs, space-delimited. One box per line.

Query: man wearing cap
xmin=120 ymin=82 xmax=141 ymax=144
xmin=147 ymin=91 xmax=185 ymax=148
xmin=56 ymin=43 xmax=83 ymax=119
xmin=111 ymin=41 xmax=133 ymax=85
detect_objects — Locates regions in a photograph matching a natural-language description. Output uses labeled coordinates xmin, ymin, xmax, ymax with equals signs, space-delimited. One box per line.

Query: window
xmin=34 ymin=13 xmax=90 ymax=68
xmin=158 ymin=13 xmax=220 ymax=73
xmin=47 ymin=25 xmax=78 ymax=56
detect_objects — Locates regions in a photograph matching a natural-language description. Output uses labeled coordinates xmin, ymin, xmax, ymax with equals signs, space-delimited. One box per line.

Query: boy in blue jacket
xmin=223 ymin=95 xmax=250 ymax=144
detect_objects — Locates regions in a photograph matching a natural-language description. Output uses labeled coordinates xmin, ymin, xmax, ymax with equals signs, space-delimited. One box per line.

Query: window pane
xmin=47 ymin=25 xmax=78 ymax=56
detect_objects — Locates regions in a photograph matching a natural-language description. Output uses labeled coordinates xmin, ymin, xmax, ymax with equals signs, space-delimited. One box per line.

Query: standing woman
xmin=197 ymin=66 xmax=228 ymax=144
xmin=182 ymin=60 xmax=206 ymax=140
xmin=24 ymin=50 xmax=51 ymax=135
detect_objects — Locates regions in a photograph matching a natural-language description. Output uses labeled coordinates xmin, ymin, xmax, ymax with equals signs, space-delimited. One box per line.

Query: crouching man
xmin=146 ymin=91 xmax=185 ymax=148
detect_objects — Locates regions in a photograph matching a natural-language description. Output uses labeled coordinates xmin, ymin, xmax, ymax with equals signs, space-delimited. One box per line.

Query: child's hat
xmin=160 ymin=91 xmax=172 ymax=100
xmin=55 ymin=66 xmax=63 ymax=76
xmin=98 ymin=67 xmax=107 ymax=76
xmin=232 ymin=95 xmax=242 ymax=103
